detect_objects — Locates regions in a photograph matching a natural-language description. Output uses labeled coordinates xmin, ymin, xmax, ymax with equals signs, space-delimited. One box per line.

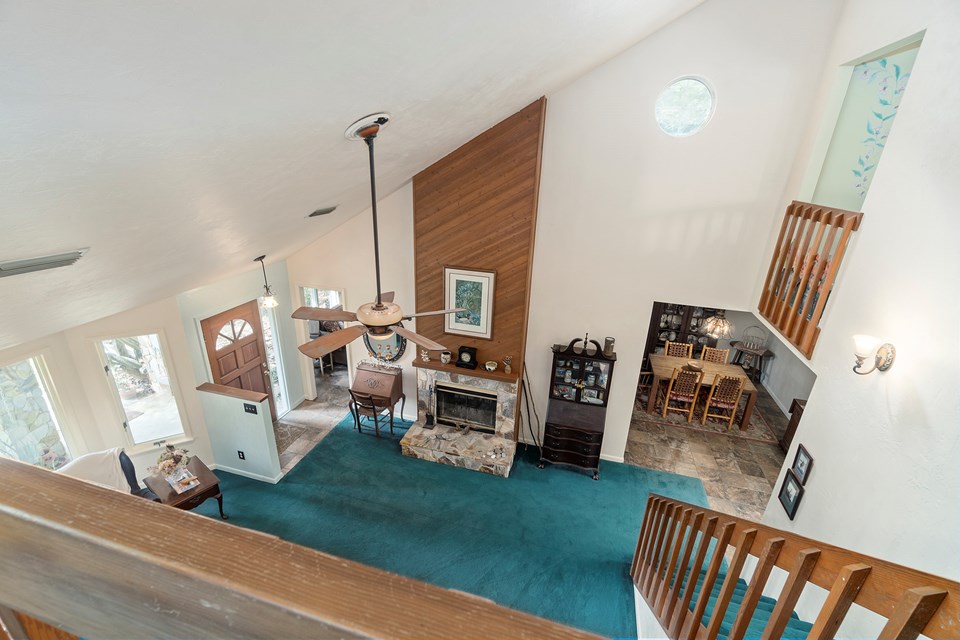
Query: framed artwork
xmin=444 ymin=267 xmax=495 ymax=339
xmin=792 ymin=444 xmax=814 ymax=485
xmin=778 ymin=469 xmax=804 ymax=520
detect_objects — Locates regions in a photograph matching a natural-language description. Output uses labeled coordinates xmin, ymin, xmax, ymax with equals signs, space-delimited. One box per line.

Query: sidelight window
xmin=0 ymin=355 xmax=71 ymax=469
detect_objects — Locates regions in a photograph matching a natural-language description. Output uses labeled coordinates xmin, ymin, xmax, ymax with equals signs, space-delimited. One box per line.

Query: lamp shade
xmin=702 ymin=311 xmax=734 ymax=339
xmin=852 ymin=334 xmax=880 ymax=358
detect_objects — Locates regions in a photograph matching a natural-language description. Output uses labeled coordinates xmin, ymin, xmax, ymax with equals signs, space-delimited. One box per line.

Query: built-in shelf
xmin=413 ymin=359 xmax=518 ymax=383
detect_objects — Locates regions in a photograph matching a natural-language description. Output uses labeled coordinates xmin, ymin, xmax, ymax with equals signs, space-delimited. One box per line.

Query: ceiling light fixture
xmin=701 ymin=310 xmax=735 ymax=339
xmin=852 ymin=334 xmax=895 ymax=374
xmin=308 ymin=206 xmax=338 ymax=217
xmin=0 ymin=249 xmax=88 ymax=278
xmin=255 ymin=255 xmax=279 ymax=308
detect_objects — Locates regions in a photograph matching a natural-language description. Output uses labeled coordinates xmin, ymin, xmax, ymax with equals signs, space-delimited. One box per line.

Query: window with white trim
xmin=0 ymin=355 xmax=72 ymax=469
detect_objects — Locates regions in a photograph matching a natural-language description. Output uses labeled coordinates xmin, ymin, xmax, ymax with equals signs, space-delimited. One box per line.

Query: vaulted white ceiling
xmin=0 ymin=0 xmax=702 ymax=350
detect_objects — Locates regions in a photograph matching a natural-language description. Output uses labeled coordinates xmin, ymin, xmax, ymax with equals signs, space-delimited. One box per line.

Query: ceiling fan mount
xmin=292 ymin=114 xmax=462 ymax=361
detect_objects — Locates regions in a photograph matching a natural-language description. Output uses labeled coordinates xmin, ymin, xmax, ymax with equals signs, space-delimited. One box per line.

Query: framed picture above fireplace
xmin=444 ymin=266 xmax=496 ymax=339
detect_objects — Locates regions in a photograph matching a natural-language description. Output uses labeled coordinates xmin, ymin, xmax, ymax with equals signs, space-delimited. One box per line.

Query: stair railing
xmin=0 ymin=457 xmax=598 ymax=640
xmin=631 ymin=494 xmax=959 ymax=640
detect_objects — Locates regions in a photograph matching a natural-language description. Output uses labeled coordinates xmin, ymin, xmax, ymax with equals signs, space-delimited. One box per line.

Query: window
xmin=99 ymin=334 xmax=187 ymax=445
xmin=302 ymin=287 xmax=341 ymax=309
xmin=215 ymin=319 xmax=254 ymax=350
xmin=0 ymin=355 xmax=71 ymax=469
xmin=655 ymin=76 xmax=715 ymax=137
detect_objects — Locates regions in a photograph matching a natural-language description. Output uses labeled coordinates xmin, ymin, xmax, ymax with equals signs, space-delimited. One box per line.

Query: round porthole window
xmin=655 ymin=76 xmax=715 ymax=137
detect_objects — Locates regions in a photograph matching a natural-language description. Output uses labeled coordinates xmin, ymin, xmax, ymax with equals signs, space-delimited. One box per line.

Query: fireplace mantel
xmin=413 ymin=359 xmax=518 ymax=384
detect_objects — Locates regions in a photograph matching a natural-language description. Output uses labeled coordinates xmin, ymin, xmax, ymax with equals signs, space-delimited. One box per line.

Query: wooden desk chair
xmin=658 ymin=367 xmax=703 ymax=423
xmin=701 ymin=374 xmax=746 ymax=430
xmin=636 ymin=371 xmax=654 ymax=406
xmin=349 ymin=390 xmax=393 ymax=437
xmin=664 ymin=340 xmax=693 ymax=359
xmin=700 ymin=346 xmax=730 ymax=364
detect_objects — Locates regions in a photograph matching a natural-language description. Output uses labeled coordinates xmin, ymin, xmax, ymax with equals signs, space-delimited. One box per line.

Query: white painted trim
xmin=601 ymin=452 xmax=624 ymax=463
xmin=634 ymin=585 xmax=669 ymax=639
xmin=206 ymin=462 xmax=282 ymax=484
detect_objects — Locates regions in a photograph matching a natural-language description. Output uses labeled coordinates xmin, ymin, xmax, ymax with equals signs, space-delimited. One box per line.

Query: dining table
xmin=645 ymin=354 xmax=758 ymax=429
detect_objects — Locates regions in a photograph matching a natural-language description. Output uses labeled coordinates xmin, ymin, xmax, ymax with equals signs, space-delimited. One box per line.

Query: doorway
xmin=300 ymin=287 xmax=350 ymax=404
xmin=200 ymin=300 xmax=277 ymax=421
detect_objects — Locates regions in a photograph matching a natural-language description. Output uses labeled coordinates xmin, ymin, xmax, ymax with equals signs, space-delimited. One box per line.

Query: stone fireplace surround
xmin=399 ymin=368 xmax=518 ymax=477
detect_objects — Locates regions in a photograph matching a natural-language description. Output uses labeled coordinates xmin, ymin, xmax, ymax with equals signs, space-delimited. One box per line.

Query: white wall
xmin=524 ymin=0 xmax=842 ymax=458
xmin=285 ymin=183 xmax=418 ymax=420
xmin=176 ymin=260 xmax=306 ymax=415
xmin=756 ymin=0 xmax=960 ymax=627
xmin=198 ymin=392 xmax=280 ymax=483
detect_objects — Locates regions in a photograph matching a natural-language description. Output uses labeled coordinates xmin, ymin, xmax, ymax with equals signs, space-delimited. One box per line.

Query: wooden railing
xmin=631 ymin=495 xmax=958 ymax=640
xmin=0 ymin=458 xmax=597 ymax=640
xmin=758 ymin=201 xmax=863 ymax=359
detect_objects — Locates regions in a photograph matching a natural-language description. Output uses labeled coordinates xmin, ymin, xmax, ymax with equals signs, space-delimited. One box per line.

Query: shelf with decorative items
xmin=540 ymin=335 xmax=616 ymax=480
xmin=643 ymin=301 xmax=727 ymax=367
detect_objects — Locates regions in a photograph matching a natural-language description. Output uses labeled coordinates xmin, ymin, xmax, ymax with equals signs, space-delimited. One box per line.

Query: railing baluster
xmin=727 ymin=536 xmax=785 ymax=640
xmin=653 ymin=508 xmax=690 ymax=610
xmin=637 ymin=498 xmax=666 ymax=589
xmin=644 ymin=504 xmax=676 ymax=596
xmin=704 ymin=528 xmax=758 ymax=640
xmin=631 ymin=495 xmax=658 ymax=581
xmin=661 ymin=511 xmax=703 ymax=623
xmin=669 ymin=516 xmax=718 ymax=638
xmin=681 ymin=521 xmax=735 ymax=640
xmin=808 ymin=563 xmax=872 ymax=639
xmin=763 ymin=548 xmax=822 ymax=638
xmin=878 ymin=586 xmax=948 ymax=640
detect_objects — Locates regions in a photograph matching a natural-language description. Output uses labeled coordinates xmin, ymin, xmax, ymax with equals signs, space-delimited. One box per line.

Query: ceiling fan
xmin=292 ymin=113 xmax=461 ymax=360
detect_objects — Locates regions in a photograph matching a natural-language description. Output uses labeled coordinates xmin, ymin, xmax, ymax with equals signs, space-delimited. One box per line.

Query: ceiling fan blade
xmin=402 ymin=307 xmax=465 ymax=320
xmin=298 ymin=325 xmax=368 ymax=359
xmin=380 ymin=291 xmax=395 ymax=303
xmin=292 ymin=306 xmax=357 ymax=322
xmin=393 ymin=326 xmax=448 ymax=352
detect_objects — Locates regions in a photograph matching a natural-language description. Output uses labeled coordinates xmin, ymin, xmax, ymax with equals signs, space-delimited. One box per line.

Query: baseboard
xmin=207 ymin=463 xmax=282 ymax=484
xmin=284 ymin=395 xmax=307 ymax=414
xmin=765 ymin=386 xmax=791 ymax=416
xmin=601 ymin=452 xmax=624 ymax=463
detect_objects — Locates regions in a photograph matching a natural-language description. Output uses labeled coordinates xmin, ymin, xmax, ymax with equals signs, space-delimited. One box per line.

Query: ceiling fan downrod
xmin=359 ymin=119 xmax=388 ymax=309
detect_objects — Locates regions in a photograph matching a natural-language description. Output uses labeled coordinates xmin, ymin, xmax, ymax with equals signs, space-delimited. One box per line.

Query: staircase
xmin=631 ymin=495 xmax=959 ymax=640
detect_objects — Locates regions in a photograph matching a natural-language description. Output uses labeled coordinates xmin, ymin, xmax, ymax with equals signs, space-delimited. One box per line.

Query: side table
xmin=730 ymin=341 xmax=774 ymax=382
xmin=143 ymin=456 xmax=228 ymax=519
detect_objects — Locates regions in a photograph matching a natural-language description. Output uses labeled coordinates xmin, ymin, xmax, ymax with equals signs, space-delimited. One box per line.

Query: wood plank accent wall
xmin=413 ymin=98 xmax=546 ymax=377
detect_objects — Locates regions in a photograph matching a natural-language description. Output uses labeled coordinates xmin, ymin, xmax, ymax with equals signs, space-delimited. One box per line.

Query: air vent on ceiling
xmin=0 ymin=249 xmax=88 ymax=278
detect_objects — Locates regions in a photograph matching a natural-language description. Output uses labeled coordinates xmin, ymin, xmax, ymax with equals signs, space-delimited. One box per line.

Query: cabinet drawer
xmin=542 ymin=448 xmax=600 ymax=469
xmin=545 ymin=423 xmax=602 ymax=444
xmin=543 ymin=436 xmax=601 ymax=457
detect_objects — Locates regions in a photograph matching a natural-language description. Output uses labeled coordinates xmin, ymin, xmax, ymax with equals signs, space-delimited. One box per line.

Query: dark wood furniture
xmin=350 ymin=363 xmax=405 ymax=429
xmin=642 ymin=302 xmax=723 ymax=368
xmin=780 ymin=398 xmax=806 ymax=453
xmin=349 ymin=390 xmax=394 ymax=437
xmin=730 ymin=340 xmax=774 ymax=382
xmin=646 ymin=354 xmax=758 ymax=429
xmin=144 ymin=457 xmax=227 ymax=519
xmin=539 ymin=338 xmax=616 ymax=480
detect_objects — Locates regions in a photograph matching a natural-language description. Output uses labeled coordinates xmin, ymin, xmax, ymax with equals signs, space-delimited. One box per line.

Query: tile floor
xmin=624 ymin=384 xmax=789 ymax=521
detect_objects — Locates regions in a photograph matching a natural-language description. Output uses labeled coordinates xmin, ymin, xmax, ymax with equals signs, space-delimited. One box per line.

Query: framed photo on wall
xmin=791 ymin=444 xmax=813 ymax=485
xmin=778 ymin=469 xmax=804 ymax=520
xmin=444 ymin=267 xmax=495 ymax=339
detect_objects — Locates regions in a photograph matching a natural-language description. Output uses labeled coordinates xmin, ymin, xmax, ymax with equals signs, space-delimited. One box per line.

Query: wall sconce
xmin=255 ymin=255 xmax=279 ymax=308
xmin=852 ymin=334 xmax=895 ymax=374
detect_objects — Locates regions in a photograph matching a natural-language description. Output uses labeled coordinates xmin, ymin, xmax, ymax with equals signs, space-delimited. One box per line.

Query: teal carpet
xmin=195 ymin=417 xmax=708 ymax=637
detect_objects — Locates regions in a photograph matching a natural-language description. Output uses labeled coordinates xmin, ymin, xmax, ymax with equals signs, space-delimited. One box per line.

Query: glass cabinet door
xmin=551 ymin=356 xmax=578 ymax=401
xmin=579 ymin=359 xmax=610 ymax=405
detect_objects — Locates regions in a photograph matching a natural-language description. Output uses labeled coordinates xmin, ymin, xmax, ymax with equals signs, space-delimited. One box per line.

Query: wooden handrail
xmin=0 ymin=458 xmax=597 ymax=640
xmin=631 ymin=495 xmax=958 ymax=640
xmin=196 ymin=381 xmax=269 ymax=403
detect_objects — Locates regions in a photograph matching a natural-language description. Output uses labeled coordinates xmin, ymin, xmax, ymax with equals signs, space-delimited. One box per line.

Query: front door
xmin=200 ymin=300 xmax=277 ymax=421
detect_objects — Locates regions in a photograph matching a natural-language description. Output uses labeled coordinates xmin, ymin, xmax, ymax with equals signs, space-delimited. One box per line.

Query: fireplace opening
xmin=435 ymin=382 xmax=497 ymax=433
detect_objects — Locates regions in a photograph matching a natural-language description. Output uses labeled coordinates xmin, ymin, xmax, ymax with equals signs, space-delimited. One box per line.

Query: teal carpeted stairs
xmin=194 ymin=416 xmax=709 ymax=637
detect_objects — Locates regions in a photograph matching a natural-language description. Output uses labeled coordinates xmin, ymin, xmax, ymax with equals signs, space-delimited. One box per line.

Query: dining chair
xmin=700 ymin=346 xmax=730 ymax=364
xmin=349 ymin=390 xmax=393 ymax=437
xmin=659 ymin=367 xmax=703 ymax=422
xmin=635 ymin=371 xmax=654 ymax=406
xmin=664 ymin=340 xmax=693 ymax=359
xmin=701 ymin=374 xmax=747 ymax=430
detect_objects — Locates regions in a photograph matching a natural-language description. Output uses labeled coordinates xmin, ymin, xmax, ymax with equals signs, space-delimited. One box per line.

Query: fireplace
xmin=434 ymin=382 xmax=497 ymax=433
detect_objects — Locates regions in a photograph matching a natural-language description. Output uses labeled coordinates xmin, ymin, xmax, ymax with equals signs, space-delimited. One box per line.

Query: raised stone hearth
xmin=399 ymin=367 xmax=518 ymax=477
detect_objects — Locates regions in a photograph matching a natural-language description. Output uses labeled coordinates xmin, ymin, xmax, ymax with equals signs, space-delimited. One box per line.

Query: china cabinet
xmin=642 ymin=302 xmax=725 ymax=367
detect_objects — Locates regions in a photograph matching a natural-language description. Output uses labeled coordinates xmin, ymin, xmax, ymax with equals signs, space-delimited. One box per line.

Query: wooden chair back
xmin=701 ymin=374 xmax=746 ymax=429
xmin=349 ymin=391 xmax=392 ymax=436
xmin=664 ymin=341 xmax=693 ymax=359
xmin=660 ymin=367 xmax=703 ymax=422
xmin=700 ymin=346 xmax=729 ymax=364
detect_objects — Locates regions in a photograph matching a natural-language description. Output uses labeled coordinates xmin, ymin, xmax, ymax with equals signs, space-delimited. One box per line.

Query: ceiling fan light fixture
xmin=255 ymin=255 xmax=279 ymax=308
